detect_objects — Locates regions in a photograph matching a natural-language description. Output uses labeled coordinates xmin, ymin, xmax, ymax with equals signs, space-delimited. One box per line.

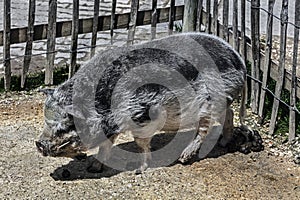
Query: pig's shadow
xmin=50 ymin=130 xmax=250 ymax=181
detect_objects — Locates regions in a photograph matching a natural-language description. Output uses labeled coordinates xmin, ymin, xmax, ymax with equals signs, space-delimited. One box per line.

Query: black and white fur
xmin=36 ymin=33 xmax=248 ymax=173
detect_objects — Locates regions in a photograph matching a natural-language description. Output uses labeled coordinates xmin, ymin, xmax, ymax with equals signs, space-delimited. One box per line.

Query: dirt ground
xmin=0 ymin=91 xmax=299 ymax=200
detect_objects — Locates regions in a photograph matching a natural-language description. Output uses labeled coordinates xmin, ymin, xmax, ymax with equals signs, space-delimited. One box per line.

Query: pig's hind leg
xmin=134 ymin=137 xmax=152 ymax=174
xmin=87 ymin=135 xmax=117 ymax=173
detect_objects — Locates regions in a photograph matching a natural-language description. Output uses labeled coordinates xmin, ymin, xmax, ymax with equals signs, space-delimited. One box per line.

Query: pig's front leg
xmin=87 ymin=135 xmax=117 ymax=173
xmin=134 ymin=137 xmax=152 ymax=174
xmin=219 ymin=107 xmax=234 ymax=147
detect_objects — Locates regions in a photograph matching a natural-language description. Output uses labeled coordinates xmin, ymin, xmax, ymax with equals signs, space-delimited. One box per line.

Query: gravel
xmin=0 ymin=91 xmax=299 ymax=199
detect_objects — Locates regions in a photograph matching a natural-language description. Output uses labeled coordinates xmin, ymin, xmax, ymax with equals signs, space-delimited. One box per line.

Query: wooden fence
xmin=1 ymin=0 xmax=299 ymax=140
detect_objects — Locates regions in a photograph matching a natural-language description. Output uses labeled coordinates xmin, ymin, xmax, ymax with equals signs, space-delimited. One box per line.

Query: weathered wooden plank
xmin=250 ymin=0 xmax=260 ymax=114
xmin=196 ymin=0 xmax=204 ymax=31
xmin=69 ymin=0 xmax=79 ymax=79
xmin=269 ymin=0 xmax=288 ymax=135
xmin=240 ymin=0 xmax=246 ymax=60
xmin=3 ymin=0 xmax=11 ymax=91
xmin=127 ymin=0 xmax=139 ymax=45
xmin=240 ymin=0 xmax=247 ymax=118
xmin=151 ymin=0 xmax=158 ymax=40
xmin=222 ymin=0 xmax=229 ymax=41
xmin=183 ymin=0 xmax=198 ymax=32
xmin=258 ymin=0 xmax=275 ymax=120
xmin=205 ymin=0 xmax=211 ymax=33
xmin=232 ymin=0 xmax=238 ymax=51
xmin=45 ymin=0 xmax=57 ymax=85
xmin=110 ymin=0 xmax=117 ymax=44
xmin=289 ymin=0 xmax=300 ymax=141
xmin=0 ymin=6 xmax=184 ymax=46
xmin=21 ymin=0 xmax=35 ymax=88
xmin=168 ymin=0 xmax=175 ymax=35
xmin=90 ymin=0 xmax=100 ymax=58
xmin=212 ymin=0 xmax=218 ymax=35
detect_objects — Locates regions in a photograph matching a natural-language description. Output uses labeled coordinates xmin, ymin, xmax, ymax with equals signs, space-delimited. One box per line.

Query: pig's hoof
xmin=135 ymin=169 xmax=142 ymax=175
xmin=134 ymin=163 xmax=148 ymax=175
xmin=238 ymin=128 xmax=264 ymax=154
xmin=87 ymin=161 xmax=104 ymax=173
xmin=250 ymin=130 xmax=264 ymax=152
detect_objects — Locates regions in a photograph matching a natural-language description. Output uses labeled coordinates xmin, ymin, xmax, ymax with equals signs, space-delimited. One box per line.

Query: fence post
xmin=250 ymin=0 xmax=260 ymax=114
xmin=232 ymin=0 xmax=239 ymax=51
xmin=222 ymin=0 xmax=229 ymax=41
xmin=258 ymin=0 xmax=275 ymax=120
xmin=212 ymin=0 xmax=219 ymax=35
xmin=240 ymin=0 xmax=246 ymax=60
xmin=196 ymin=0 xmax=203 ymax=32
xmin=168 ymin=0 xmax=175 ymax=35
xmin=69 ymin=0 xmax=79 ymax=79
xmin=110 ymin=0 xmax=117 ymax=44
xmin=151 ymin=0 xmax=158 ymax=40
xmin=289 ymin=0 xmax=300 ymax=141
xmin=269 ymin=0 xmax=288 ymax=135
xmin=91 ymin=0 xmax=100 ymax=58
xmin=183 ymin=0 xmax=198 ymax=32
xmin=205 ymin=0 xmax=211 ymax=33
xmin=240 ymin=0 xmax=247 ymax=113
xmin=3 ymin=0 xmax=11 ymax=91
xmin=21 ymin=0 xmax=35 ymax=88
xmin=127 ymin=0 xmax=139 ymax=45
xmin=45 ymin=0 xmax=57 ymax=85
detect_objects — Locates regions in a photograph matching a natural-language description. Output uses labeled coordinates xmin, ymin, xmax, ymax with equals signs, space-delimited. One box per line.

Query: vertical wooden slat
xmin=22 ymin=0 xmax=35 ymax=88
xmin=289 ymin=0 xmax=300 ymax=141
xmin=69 ymin=0 xmax=79 ymax=78
xmin=110 ymin=0 xmax=117 ymax=44
xmin=250 ymin=0 xmax=260 ymax=114
xmin=168 ymin=0 xmax=175 ymax=35
xmin=258 ymin=0 xmax=275 ymax=119
xmin=151 ymin=0 xmax=158 ymax=40
xmin=232 ymin=0 xmax=239 ymax=51
xmin=90 ymin=0 xmax=100 ymax=58
xmin=269 ymin=0 xmax=288 ymax=135
xmin=197 ymin=0 xmax=204 ymax=32
xmin=222 ymin=0 xmax=229 ymax=41
xmin=3 ymin=0 xmax=11 ymax=91
xmin=127 ymin=0 xmax=139 ymax=45
xmin=240 ymin=0 xmax=246 ymax=60
xmin=212 ymin=0 xmax=218 ymax=35
xmin=45 ymin=0 xmax=57 ymax=85
xmin=205 ymin=0 xmax=211 ymax=33
xmin=183 ymin=0 xmax=198 ymax=32
xmin=240 ymin=0 xmax=247 ymax=112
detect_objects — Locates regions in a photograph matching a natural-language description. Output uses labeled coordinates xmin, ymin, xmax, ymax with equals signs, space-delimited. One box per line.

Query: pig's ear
xmin=64 ymin=105 xmax=85 ymax=119
xmin=39 ymin=88 xmax=55 ymax=96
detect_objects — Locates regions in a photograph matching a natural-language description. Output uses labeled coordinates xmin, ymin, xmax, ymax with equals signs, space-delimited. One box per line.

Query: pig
xmin=36 ymin=33 xmax=263 ymax=174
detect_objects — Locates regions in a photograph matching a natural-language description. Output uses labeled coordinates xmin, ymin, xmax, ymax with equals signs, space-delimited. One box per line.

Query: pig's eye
xmin=55 ymin=125 xmax=76 ymax=137
xmin=55 ymin=129 xmax=66 ymax=137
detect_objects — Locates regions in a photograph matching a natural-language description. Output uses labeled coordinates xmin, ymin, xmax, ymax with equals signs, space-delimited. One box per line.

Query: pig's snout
xmin=36 ymin=140 xmax=50 ymax=156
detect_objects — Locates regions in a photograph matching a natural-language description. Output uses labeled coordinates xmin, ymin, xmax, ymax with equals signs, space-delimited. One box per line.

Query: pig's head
xmin=36 ymin=88 xmax=87 ymax=158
